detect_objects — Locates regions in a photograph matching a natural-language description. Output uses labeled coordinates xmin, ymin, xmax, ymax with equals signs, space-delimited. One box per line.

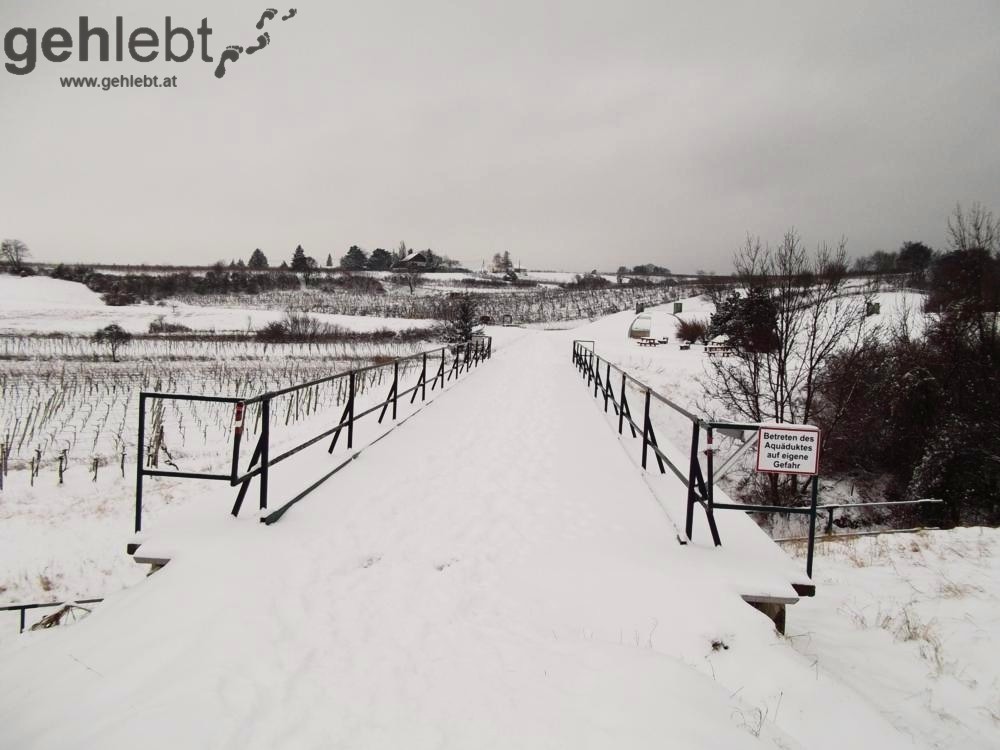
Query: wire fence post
xmin=134 ymin=393 xmax=146 ymax=534
xmin=260 ymin=397 xmax=270 ymax=511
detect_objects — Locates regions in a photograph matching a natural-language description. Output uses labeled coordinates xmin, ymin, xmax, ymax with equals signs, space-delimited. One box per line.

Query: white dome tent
xmin=627 ymin=311 xmax=677 ymax=341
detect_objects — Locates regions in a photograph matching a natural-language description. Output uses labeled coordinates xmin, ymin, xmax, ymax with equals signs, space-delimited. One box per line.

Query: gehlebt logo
xmin=2 ymin=8 xmax=298 ymax=84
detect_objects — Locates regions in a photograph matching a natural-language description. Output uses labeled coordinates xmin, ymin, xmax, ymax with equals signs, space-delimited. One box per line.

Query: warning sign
xmin=755 ymin=424 xmax=821 ymax=476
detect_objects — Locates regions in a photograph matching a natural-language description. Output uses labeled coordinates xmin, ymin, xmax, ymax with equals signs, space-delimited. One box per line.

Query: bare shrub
xmin=675 ymin=318 xmax=709 ymax=344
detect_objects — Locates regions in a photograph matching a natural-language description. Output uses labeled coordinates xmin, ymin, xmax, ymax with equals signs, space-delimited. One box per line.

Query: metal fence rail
xmin=572 ymin=340 xmax=822 ymax=577
xmin=0 ymin=598 xmax=104 ymax=634
xmin=135 ymin=337 xmax=492 ymax=532
xmin=571 ymin=341 xmax=946 ymax=580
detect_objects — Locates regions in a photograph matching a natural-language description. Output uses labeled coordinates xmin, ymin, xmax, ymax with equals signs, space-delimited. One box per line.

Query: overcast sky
xmin=1 ymin=1 xmax=998 ymax=272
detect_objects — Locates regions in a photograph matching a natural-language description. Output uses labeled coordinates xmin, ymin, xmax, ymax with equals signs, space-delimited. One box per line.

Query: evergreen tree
xmin=368 ymin=248 xmax=394 ymax=270
xmin=340 ymin=245 xmax=368 ymax=271
xmin=708 ymin=288 xmax=779 ymax=352
xmin=291 ymin=245 xmax=310 ymax=272
xmin=326 ymin=253 xmax=333 ymax=267
xmin=248 ymin=249 xmax=269 ymax=269
xmin=440 ymin=295 xmax=478 ymax=343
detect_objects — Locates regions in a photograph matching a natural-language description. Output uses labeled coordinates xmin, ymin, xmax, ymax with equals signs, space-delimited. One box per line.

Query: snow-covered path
xmin=0 ymin=331 xmax=915 ymax=749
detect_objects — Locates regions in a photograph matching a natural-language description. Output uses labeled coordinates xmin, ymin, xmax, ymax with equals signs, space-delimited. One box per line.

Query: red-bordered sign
xmin=755 ymin=424 xmax=821 ymax=476
xmin=234 ymin=401 xmax=246 ymax=437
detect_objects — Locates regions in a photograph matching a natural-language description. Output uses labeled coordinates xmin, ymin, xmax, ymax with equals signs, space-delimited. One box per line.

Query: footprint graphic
xmin=256 ymin=8 xmax=279 ymax=30
xmin=281 ymin=8 xmax=298 ymax=21
xmin=214 ymin=45 xmax=243 ymax=79
xmin=246 ymin=33 xmax=270 ymax=55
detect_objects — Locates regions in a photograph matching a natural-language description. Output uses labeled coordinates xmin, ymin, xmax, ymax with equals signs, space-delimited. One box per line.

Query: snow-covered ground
xmin=1 ymin=329 xmax=923 ymax=749
xmin=2 ymin=282 xmax=996 ymax=749
xmin=785 ymin=528 xmax=1000 ymax=748
xmin=0 ymin=275 xmax=436 ymax=334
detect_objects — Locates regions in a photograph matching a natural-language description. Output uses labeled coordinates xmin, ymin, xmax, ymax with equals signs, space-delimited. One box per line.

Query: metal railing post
xmin=135 ymin=393 xmax=146 ymax=534
xmin=229 ymin=401 xmax=245 ymax=483
xmin=347 ymin=371 xmax=355 ymax=449
xmin=604 ymin=362 xmax=611 ymax=412
xmin=260 ymin=397 xmax=270 ymax=510
xmin=618 ymin=373 xmax=627 ymax=434
xmin=594 ymin=356 xmax=600 ymax=398
xmin=706 ymin=426 xmax=714 ymax=515
xmin=420 ymin=353 xmax=426 ymax=400
xmin=806 ymin=476 xmax=819 ymax=578
xmin=685 ymin=421 xmax=700 ymax=540
xmin=642 ymin=389 xmax=652 ymax=469
xmin=392 ymin=360 xmax=399 ymax=419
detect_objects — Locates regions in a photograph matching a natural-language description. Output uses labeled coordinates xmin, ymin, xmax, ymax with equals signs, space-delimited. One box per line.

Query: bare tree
xmin=93 ymin=324 xmax=132 ymax=362
xmin=947 ymin=202 xmax=1000 ymax=254
xmin=705 ymin=231 xmax=877 ymax=500
xmin=1 ymin=238 xmax=30 ymax=269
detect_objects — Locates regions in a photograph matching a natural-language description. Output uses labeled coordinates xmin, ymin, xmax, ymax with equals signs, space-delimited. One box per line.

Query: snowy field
xmin=0 ymin=275 xmax=437 ymax=335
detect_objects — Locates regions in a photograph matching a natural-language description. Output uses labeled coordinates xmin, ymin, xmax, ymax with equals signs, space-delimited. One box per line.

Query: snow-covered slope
xmin=0 ymin=274 xmax=434 ymax=334
xmin=0 ymin=331 xmax=917 ymax=749
xmin=0 ymin=274 xmax=104 ymax=306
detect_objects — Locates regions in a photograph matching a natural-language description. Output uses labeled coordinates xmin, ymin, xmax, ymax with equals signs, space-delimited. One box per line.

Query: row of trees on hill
xmin=242 ymin=242 xmax=461 ymax=273
xmin=852 ymin=241 xmax=935 ymax=278
xmin=705 ymin=203 xmax=1000 ymax=525
xmin=615 ymin=263 xmax=672 ymax=276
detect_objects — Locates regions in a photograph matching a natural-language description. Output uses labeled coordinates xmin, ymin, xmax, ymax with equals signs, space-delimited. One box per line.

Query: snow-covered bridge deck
xmin=0 ymin=330 xmax=912 ymax=749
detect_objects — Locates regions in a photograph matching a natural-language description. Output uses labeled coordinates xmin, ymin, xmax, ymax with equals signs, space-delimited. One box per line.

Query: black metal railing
xmin=135 ymin=337 xmax=492 ymax=532
xmin=0 ymin=598 xmax=104 ymax=634
xmin=572 ymin=340 xmax=823 ymax=578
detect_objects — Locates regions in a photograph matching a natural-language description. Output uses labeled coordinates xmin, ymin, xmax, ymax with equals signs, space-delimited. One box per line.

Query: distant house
xmin=393 ymin=251 xmax=430 ymax=271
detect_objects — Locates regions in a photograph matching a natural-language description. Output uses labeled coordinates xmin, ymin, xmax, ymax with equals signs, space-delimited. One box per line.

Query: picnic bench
xmin=637 ymin=337 xmax=658 ymax=347
xmin=705 ymin=344 xmax=734 ymax=357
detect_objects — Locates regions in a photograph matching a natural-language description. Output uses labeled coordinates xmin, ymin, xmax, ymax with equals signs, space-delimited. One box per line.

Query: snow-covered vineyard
xmin=1 ymin=271 xmax=997 ymax=749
